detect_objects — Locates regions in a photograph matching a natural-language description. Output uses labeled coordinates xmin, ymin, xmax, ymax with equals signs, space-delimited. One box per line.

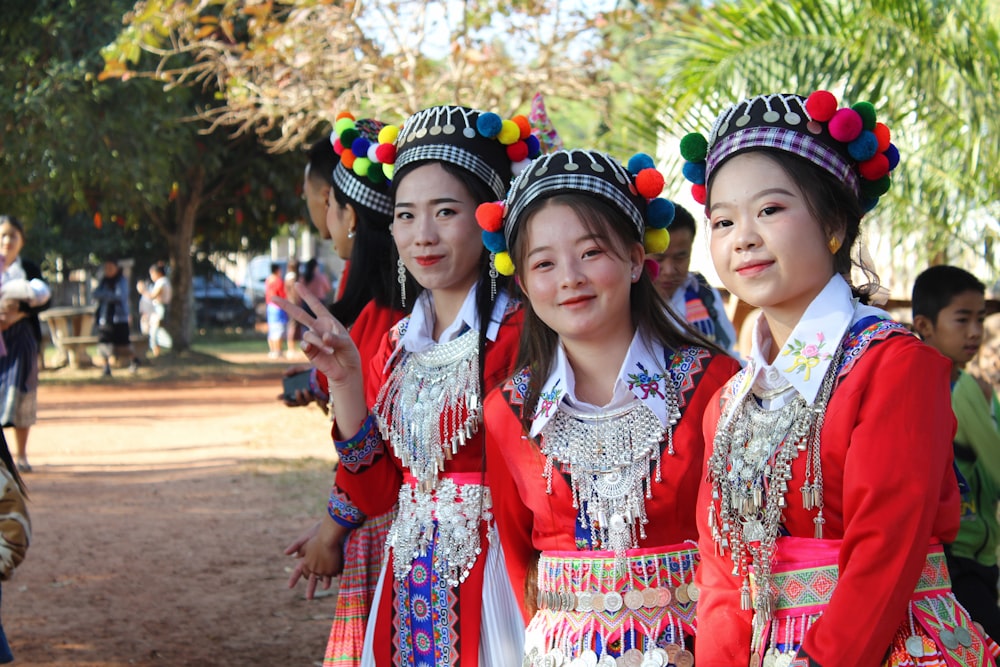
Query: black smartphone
xmin=282 ymin=370 xmax=313 ymax=401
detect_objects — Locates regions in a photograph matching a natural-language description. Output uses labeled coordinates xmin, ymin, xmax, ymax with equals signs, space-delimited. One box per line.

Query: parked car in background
xmin=193 ymin=267 xmax=255 ymax=329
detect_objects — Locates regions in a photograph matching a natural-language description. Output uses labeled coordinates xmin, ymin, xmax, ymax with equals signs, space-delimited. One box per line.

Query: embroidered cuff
xmin=334 ymin=414 xmax=383 ymax=473
xmin=328 ymin=485 xmax=366 ymax=528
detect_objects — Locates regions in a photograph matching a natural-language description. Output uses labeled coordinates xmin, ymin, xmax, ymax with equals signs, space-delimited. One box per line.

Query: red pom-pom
xmin=507 ymin=141 xmax=529 ymax=162
xmin=512 ymin=115 xmax=531 ymax=140
xmin=643 ymin=258 xmax=660 ymax=280
xmin=828 ymin=108 xmax=863 ymax=143
xmin=859 ymin=153 xmax=890 ymax=181
xmin=691 ymin=183 xmax=707 ymax=205
xmin=805 ymin=90 xmax=838 ymax=122
xmin=635 ymin=168 xmax=665 ymax=198
xmin=332 ymin=138 xmax=343 ymax=155
xmin=374 ymin=143 xmax=396 ymax=164
xmin=476 ymin=202 xmax=505 ymax=232
xmin=335 ymin=111 xmax=355 ymax=121
xmin=873 ymin=122 xmax=891 ymax=153
xmin=341 ymin=149 xmax=356 ymax=169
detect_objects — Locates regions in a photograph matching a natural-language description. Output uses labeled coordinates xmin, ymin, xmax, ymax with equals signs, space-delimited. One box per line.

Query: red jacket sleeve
xmin=801 ymin=338 xmax=958 ymax=664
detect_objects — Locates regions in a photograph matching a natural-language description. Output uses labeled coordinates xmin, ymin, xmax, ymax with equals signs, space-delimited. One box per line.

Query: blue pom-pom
xmin=482 ymin=230 xmax=507 ymax=253
xmin=682 ymin=161 xmax=706 ymax=185
xmin=351 ymin=137 xmax=371 ymax=156
xmin=848 ymin=131 xmax=878 ymax=161
xmin=646 ymin=198 xmax=676 ymax=229
xmin=885 ymin=143 xmax=900 ymax=170
xmin=525 ymin=135 xmax=541 ymax=157
xmin=628 ymin=153 xmax=655 ymax=174
xmin=476 ymin=113 xmax=503 ymax=139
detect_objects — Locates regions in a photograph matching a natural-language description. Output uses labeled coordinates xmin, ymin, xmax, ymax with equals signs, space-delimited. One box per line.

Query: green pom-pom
xmin=341 ymin=128 xmax=360 ymax=146
xmin=859 ymin=174 xmax=891 ymax=199
xmin=679 ymin=133 xmax=708 ymax=162
xmin=334 ymin=117 xmax=356 ymax=137
xmin=851 ymin=102 xmax=877 ymax=131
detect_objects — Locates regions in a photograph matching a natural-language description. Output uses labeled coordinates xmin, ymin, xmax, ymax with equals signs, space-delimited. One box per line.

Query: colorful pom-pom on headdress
xmin=329 ymin=114 xmax=394 ymax=218
xmin=370 ymin=105 xmax=542 ymax=201
xmin=679 ymin=91 xmax=900 ymax=213
xmin=475 ymin=148 xmax=677 ymax=276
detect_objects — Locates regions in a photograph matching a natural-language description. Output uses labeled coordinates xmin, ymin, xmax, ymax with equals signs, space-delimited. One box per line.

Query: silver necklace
xmin=706 ymin=340 xmax=843 ymax=649
xmin=373 ymin=327 xmax=481 ymax=490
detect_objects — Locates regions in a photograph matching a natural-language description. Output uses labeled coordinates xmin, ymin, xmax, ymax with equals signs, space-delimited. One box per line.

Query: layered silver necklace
xmin=706 ymin=340 xmax=843 ymax=645
xmin=538 ymin=364 xmax=681 ymax=570
xmin=373 ymin=327 xmax=481 ymax=491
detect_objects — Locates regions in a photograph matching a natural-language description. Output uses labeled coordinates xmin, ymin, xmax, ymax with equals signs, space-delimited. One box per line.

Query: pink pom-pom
xmin=635 ymin=168 xmax=665 ymax=198
xmin=859 ymin=153 xmax=890 ymax=181
xmin=691 ymin=183 xmax=707 ymax=205
xmin=476 ymin=202 xmax=505 ymax=232
xmin=828 ymin=108 xmax=863 ymax=143
xmin=805 ymin=90 xmax=838 ymax=122
xmin=507 ymin=141 xmax=529 ymax=162
xmin=374 ymin=143 xmax=396 ymax=164
xmin=643 ymin=258 xmax=660 ymax=280
xmin=332 ymin=138 xmax=344 ymax=155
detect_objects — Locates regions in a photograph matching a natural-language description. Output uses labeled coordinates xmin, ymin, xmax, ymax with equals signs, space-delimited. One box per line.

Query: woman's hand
xmin=273 ymin=284 xmax=361 ymax=388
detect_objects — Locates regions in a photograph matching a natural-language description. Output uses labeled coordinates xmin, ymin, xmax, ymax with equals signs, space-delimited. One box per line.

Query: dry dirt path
xmin=4 ymin=370 xmax=343 ymax=666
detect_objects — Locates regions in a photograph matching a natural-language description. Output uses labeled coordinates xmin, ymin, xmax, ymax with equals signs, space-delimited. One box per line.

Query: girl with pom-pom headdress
xmin=477 ymin=147 xmax=741 ymax=665
xmin=684 ymin=91 xmax=999 ymax=665
xmin=276 ymin=103 xmax=544 ymax=667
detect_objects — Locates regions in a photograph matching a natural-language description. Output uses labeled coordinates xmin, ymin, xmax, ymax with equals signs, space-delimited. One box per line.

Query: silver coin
xmin=954 ymin=625 xmax=973 ymax=647
xmin=773 ymin=654 xmax=792 ymax=667
xmin=905 ymin=634 xmax=924 ymax=658
xmin=604 ymin=591 xmax=624 ymax=613
xmin=686 ymin=581 xmax=700 ymax=602
xmin=656 ymin=587 xmax=672 ymax=607
xmin=641 ymin=588 xmax=660 ymax=608
xmin=579 ymin=650 xmax=599 ymax=667
xmin=624 ymin=589 xmax=644 ymax=610
xmin=621 ymin=649 xmax=644 ymax=667
xmin=674 ymin=583 xmax=690 ymax=604
xmin=940 ymin=628 xmax=959 ymax=650
xmin=596 ymin=654 xmax=617 ymax=667
xmin=576 ymin=591 xmax=594 ymax=613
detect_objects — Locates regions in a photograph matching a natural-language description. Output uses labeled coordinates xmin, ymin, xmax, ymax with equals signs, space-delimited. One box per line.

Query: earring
xmin=828 ymin=236 xmax=842 ymax=254
xmin=347 ymin=229 xmax=356 ymax=239
xmin=488 ymin=253 xmax=498 ymax=300
xmin=397 ymin=257 xmax=407 ymax=309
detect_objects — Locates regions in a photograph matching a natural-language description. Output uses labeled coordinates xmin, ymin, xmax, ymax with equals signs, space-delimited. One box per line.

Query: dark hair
xmin=912 ymin=265 xmax=985 ymax=324
xmin=670 ymin=203 xmax=697 ymax=238
xmin=149 ymin=261 xmax=166 ymax=277
xmin=707 ymin=149 xmax=878 ymax=302
xmin=0 ymin=215 xmax=25 ymax=240
xmin=270 ymin=262 xmax=282 ymax=274
xmin=508 ymin=192 xmax=724 ymax=430
xmin=302 ymin=258 xmax=318 ymax=284
xmin=328 ymin=178 xmax=407 ymax=324
xmin=306 ymin=137 xmax=338 ymax=187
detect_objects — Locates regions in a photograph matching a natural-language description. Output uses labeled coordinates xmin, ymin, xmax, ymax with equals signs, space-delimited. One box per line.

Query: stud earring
xmin=347 ymin=229 xmax=356 ymax=239
xmin=828 ymin=236 xmax=842 ymax=254
xmin=397 ymin=257 xmax=407 ymax=309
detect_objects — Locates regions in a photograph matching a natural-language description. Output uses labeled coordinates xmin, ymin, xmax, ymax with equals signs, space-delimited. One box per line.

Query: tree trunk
xmin=163 ymin=165 xmax=205 ymax=352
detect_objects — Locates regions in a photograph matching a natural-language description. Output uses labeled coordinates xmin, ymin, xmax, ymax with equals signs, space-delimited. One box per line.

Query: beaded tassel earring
xmin=397 ymin=257 xmax=407 ymax=309
xmin=488 ymin=252 xmax=498 ymax=300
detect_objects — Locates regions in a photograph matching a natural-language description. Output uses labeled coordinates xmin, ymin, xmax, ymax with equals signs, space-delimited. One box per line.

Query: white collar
xmin=529 ymin=329 xmax=676 ymax=437
xmin=396 ymin=284 xmax=508 ymax=355
xmin=739 ymin=274 xmax=885 ymax=405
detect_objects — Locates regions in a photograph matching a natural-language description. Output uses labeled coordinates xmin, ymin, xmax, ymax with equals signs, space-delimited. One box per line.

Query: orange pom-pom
xmin=691 ymin=183 xmax=707 ymax=205
xmin=512 ymin=114 xmax=531 ymax=140
xmin=859 ymin=153 xmax=890 ymax=181
xmin=873 ymin=122 xmax=891 ymax=153
xmin=341 ymin=149 xmax=356 ymax=169
xmin=635 ymin=168 xmax=665 ymax=198
xmin=507 ymin=141 xmax=529 ymax=162
xmin=476 ymin=202 xmax=505 ymax=232
xmin=805 ymin=90 xmax=838 ymax=122
xmin=335 ymin=111 xmax=356 ymax=121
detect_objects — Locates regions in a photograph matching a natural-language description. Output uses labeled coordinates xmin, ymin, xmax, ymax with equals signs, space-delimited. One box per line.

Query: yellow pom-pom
xmin=497 ymin=120 xmax=521 ymax=145
xmin=644 ymin=228 xmax=670 ymax=254
xmin=384 ymin=164 xmax=395 ymax=180
xmin=353 ymin=157 xmax=372 ymax=177
xmin=378 ymin=125 xmax=400 ymax=145
xmin=494 ymin=251 xmax=515 ymax=276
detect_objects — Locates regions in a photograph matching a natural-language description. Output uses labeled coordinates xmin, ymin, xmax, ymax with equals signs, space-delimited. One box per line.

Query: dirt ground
xmin=3 ymin=357 xmax=345 ymax=666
